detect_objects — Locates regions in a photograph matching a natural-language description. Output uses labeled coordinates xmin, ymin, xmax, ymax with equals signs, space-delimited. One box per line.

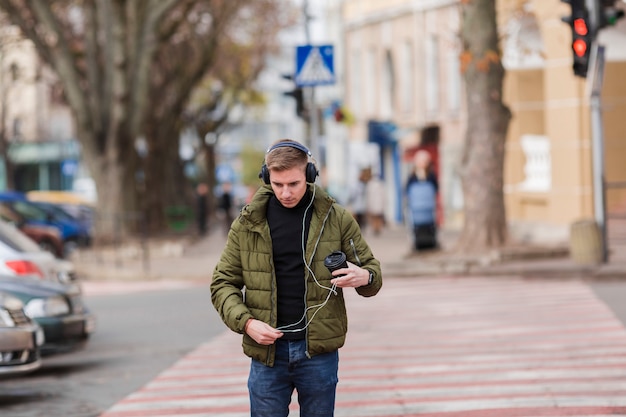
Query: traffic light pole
xmin=587 ymin=43 xmax=608 ymax=263
xmin=302 ymin=0 xmax=321 ymax=178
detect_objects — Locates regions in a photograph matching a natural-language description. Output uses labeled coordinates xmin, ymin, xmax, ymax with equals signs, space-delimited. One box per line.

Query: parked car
xmin=0 ymin=291 xmax=44 ymax=377
xmin=0 ymin=202 xmax=64 ymax=258
xmin=28 ymin=200 xmax=93 ymax=247
xmin=0 ymin=219 xmax=71 ymax=284
xmin=26 ymin=190 xmax=95 ymax=233
xmin=18 ymin=223 xmax=65 ymax=259
xmin=0 ymin=276 xmax=95 ymax=356
xmin=0 ymin=192 xmax=91 ymax=257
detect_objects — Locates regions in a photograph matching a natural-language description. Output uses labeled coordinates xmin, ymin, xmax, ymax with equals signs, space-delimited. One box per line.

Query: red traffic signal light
xmin=573 ymin=17 xmax=588 ymax=35
xmin=561 ymin=0 xmax=593 ymax=77
xmin=573 ymin=38 xmax=588 ymax=57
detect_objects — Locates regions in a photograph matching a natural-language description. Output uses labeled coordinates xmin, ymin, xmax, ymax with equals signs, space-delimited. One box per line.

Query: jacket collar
xmin=240 ymin=184 xmax=334 ymax=230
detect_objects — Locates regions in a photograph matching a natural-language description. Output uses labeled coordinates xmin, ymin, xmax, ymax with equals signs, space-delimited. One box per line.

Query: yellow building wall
xmin=504 ymin=69 xmax=547 ymax=221
xmin=602 ymin=62 xmax=626 ymax=213
xmin=502 ymin=0 xmax=615 ymax=232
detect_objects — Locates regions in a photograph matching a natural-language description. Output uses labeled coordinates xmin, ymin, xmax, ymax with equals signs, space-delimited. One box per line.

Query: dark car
xmin=0 ymin=192 xmax=91 ymax=257
xmin=0 ymin=291 xmax=43 ymax=377
xmin=29 ymin=201 xmax=93 ymax=247
xmin=0 ymin=276 xmax=95 ymax=356
xmin=0 ymin=203 xmax=64 ymax=258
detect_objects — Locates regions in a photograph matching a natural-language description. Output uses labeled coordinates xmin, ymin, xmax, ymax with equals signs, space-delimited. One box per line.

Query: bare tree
xmin=0 ymin=0 xmax=290 ymax=239
xmin=456 ymin=0 xmax=512 ymax=252
xmin=0 ymin=27 xmax=22 ymax=191
xmin=141 ymin=0 xmax=293 ymax=233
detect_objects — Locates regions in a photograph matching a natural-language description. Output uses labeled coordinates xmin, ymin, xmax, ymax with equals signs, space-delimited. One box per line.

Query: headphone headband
xmin=266 ymin=141 xmax=312 ymax=157
xmin=259 ymin=140 xmax=318 ymax=184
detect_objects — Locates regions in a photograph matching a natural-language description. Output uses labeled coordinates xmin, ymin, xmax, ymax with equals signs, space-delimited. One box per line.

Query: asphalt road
xmin=1 ymin=278 xmax=625 ymax=417
xmin=0 ymin=283 xmax=223 ymax=417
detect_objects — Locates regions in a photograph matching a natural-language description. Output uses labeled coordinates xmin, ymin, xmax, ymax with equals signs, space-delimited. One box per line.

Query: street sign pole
xmin=302 ymin=0 xmax=320 ymax=179
xmin=297 ymin=2 xmax=336 ymax=182
xmin=587 ymin=43 xmax=608 ymax=262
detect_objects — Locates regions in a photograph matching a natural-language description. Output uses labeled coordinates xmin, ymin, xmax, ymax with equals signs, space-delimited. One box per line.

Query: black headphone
xmin=259 ymin=141 xmax=319 ymax=184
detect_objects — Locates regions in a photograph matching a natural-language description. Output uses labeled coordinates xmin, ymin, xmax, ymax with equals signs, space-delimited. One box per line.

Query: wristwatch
xmin=367 ymin=271 xmax=374 ymax=286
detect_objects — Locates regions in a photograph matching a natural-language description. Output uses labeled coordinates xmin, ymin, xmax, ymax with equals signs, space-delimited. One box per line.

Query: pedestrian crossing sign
xmin=295 ymin=44 xmax=335 ymax=87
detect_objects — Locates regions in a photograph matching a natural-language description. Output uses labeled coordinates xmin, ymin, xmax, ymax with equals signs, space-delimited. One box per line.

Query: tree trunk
xmin=456 ymin=0 xmax=512 ymax=252
xmin=78 ymin=130 xmax=126 ymax=244
xmin=143 ymin=119 xmax=192 ymax=235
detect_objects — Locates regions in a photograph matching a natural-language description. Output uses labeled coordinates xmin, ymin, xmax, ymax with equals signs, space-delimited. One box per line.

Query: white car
xmin=0 ymin=291 xmax=44 ymax=377
xmin=0 ymin=220 xmax=76 ymax=285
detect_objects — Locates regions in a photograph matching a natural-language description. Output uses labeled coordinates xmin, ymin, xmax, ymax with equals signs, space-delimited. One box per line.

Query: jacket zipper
xmin=304 ymin=204 xmax=332 ymax=359
xmin=266 ymin=251 xmax=276 ymax=367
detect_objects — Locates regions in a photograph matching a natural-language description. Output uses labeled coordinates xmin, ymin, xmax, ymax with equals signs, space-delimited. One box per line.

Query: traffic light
xmin=284 ymin=87 xmax=308 ymax=120
xmin=281 ymin=74 xmax=309 ymax=121
xmin=562 ymin=0 xmax=593 ymax=77
xmin=596 ymin=0 xmax=625 ymax=30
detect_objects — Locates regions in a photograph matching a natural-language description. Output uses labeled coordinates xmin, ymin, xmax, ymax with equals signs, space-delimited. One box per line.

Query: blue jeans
xmin=248 ymin=339 xmax=339 ymax=417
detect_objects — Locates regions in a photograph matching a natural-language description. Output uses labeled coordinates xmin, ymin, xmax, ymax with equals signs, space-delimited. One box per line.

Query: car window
xmin=0 ymin=203 xmax=21 ymax=223
xmin=37 ymin=203 xmax=76 ymax=222
xmin=11 ymin=201 xmax=50 ymax=221
xmin=0 ymin=220 xmax=44 ymax=252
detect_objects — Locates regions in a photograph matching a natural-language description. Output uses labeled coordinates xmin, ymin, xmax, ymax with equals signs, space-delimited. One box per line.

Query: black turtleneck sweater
xmin=266 ymin=190 xmax=313 ymax=340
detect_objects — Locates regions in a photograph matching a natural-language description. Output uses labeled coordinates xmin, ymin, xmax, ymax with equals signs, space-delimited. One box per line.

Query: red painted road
xmin=99 ymin=277 xmax=626 ymax=417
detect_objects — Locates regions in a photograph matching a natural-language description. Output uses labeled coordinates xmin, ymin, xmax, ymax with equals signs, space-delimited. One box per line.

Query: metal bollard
xmin=569 ymin=219 xmax=603 ymax=265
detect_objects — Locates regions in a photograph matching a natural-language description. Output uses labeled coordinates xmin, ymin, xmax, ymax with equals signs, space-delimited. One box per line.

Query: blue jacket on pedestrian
xmin=405 ymin=173 xmax=438 ymax=226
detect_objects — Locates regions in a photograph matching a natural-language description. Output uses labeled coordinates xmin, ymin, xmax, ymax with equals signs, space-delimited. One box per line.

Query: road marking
xmin=99 ymin=277 xmax=626 ymax=417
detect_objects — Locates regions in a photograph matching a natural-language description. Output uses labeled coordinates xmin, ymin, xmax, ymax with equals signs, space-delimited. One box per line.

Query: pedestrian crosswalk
xmin=99 ymin=277 xmax=626 ymax=417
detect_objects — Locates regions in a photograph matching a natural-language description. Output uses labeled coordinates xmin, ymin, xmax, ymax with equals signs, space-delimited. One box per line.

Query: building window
xmin=447 ymin=48 xmax=461 ymax=113
xmin=425 ymin=35 xmax=439 ymax=113
xmin=12 ymin=117 xmax=21 ymax=141
xmin=365 ymin=48 xmax=376 ymax=115
xmin=350 ymin=49 xmax=361 ymax=115
xmin=519 ymin=134 xmax=551 ymax=192
xmin=381 ymin=49 xmax=395 ymax=119
xmin=400 ymin=41 xmax=414 ymax=113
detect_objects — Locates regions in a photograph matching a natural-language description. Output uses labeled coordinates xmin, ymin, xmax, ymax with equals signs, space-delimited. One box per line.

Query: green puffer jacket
xmin=210 ymin=183 xmax=382 ymax=366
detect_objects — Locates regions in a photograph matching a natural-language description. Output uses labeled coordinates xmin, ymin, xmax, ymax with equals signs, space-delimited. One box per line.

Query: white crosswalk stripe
xmin=99 ymin=277 xmax=626 ymax=417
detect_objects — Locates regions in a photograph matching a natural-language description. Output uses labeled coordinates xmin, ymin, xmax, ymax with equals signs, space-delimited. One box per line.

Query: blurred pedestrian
xmin=348 ymin=167 xmax=371 ymax=229
xmin=196 ymin=182 xmax=209 ymax=236
xmin=211 ymin=139 xmax=382 ymax=417
xmin=218 ymin=182 xmax=234 ymax=235
xmin=405 ymin=150 xmax=439 ymax=251
xmin=366 ymin=174 xmax=386 ymax=236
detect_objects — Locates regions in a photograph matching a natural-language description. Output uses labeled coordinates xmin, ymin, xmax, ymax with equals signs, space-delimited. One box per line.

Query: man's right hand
xmin=245 ymin=319 xmax=284 ymax=345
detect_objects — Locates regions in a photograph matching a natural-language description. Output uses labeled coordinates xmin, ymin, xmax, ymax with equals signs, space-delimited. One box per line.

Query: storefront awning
xmin=8 ymin=140 xmax=81 ymax=164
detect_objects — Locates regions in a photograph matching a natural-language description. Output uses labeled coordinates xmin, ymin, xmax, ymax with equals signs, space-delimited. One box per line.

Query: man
xmin=405 ymin=149 xmax=439 ymax=251
xmin=218 ymin=181 xmax=234 ymax=235
xmin=210 ymin=139 xmax=382 ymax=417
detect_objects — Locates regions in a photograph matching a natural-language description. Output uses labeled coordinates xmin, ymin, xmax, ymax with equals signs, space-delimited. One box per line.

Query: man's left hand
xmin=330 ymin=262 xmax=369 ymax=288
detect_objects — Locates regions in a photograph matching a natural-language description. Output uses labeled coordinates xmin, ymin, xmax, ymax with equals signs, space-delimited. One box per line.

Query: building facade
xmin=341 ymin=0 xmax=626 ymax=244
xmin=0 ymin=27 xmax=85 ymax=195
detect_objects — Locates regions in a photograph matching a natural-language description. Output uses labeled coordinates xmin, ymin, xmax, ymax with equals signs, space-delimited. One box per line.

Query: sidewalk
xmin=70 ymin=224 xmax=626 ymax=282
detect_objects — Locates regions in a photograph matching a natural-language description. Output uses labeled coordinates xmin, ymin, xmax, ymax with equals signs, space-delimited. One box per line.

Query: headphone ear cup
xmin=261 ymin=161 xmax=317 ymax=184
xmin=306 ymin=162 xmax=318 ymax=183
xmin=260 ymin=164 xmax=270 ymax=184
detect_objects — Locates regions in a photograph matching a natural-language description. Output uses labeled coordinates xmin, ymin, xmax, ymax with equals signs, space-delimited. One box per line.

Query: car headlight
xmin=0 ymin=294 xmax=24 ymax=327
xmin=0 ymin=309 xmax=15 ymax=327
xmin=24 ymin=296 xmax=70 ymax=318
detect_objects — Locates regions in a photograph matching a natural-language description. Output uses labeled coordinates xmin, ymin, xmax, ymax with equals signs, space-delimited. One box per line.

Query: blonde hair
xmin=265 ymin=139 xmax=309 ymax=173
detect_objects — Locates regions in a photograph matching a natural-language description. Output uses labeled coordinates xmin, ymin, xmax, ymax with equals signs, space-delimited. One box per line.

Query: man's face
xmin=269 ymin=166 xmax=307 ymax=208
